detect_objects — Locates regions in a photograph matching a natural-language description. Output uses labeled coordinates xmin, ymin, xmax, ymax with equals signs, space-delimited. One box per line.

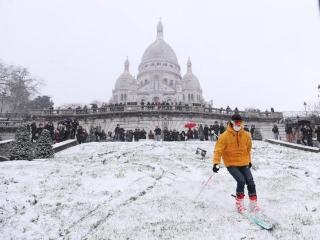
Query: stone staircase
xmin=257 ymin=123 xmax=286 ymax=140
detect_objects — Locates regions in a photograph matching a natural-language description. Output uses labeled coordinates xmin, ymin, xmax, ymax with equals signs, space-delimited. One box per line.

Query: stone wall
xmin=53 ymin=139 xmax=78 ymax=153
xmin=57 ymin=114 xmax=283 ymax=140
xmin=0 ymin=110 xmax=284 ymax=141
xmin=265 ymin=139 xmax=320 ymax=153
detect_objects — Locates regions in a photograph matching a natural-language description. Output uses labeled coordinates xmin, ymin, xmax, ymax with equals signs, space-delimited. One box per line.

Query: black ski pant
xmin=227 ymin=166 xmax=256 ymax=197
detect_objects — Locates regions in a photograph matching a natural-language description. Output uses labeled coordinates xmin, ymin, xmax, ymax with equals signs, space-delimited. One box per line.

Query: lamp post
xmin=303 ymin=101 xmax=307 ymax=116
xmin=0 ymin=81 xmax=7 ymax=114
xmin=317 ymin=84 xmax=320 ymax=115
xmin=0 ymin=92 xmax=6 ymax=114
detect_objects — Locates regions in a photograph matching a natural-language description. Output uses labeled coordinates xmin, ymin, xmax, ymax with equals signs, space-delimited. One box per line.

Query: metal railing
xmin=0 ymin=120 xmax=23 ymax=127
xmin=282 ymin=111 xmax=320 ymax=118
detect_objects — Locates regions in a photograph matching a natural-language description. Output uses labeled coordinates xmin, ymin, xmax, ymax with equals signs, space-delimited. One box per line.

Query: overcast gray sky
xmin=0 ymin=0 xmax=319 ymax=111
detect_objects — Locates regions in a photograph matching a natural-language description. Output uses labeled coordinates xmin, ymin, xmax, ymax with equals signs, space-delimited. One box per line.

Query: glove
xmin=248 ymin=162 xmax=252 ymax=168
xmin=212 ymin=164 xmax=220 ymax=173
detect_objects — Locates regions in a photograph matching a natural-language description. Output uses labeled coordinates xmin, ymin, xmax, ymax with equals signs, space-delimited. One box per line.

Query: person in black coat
xmin=76 ymin=126 xmax=85 ymax=144
xmin=31 ymin=121 xmax=37 ymax=142
xmin=154 ymin=126 xmax=162 ymax=141
xmin=272 ymin=124 xmax=279 ymax=140
xmin=204 ymin=125 xmax=209 ymax=140
xmin=114 ymin=124 xmax=121 ymax=141
xmin=315 ymin=126 xmax=320 ymax=143
xmin=250 ymin=124 xmax=255 ymax=139
xmin=180 ymin=131 xmax=186 ymax=141
xmin=35 ymin=123 xmax=44 ymax=141
xmin=219 ymin=122 xmax=226 ymax=135
xmin=305 ymin=124 xmax=313 ymax=146
xmin=133 ymin=129 xmax=140 ymax=142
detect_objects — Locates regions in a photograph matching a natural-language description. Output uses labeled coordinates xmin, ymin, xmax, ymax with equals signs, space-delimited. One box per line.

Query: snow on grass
xmin=0 ymin=140 xmax=319 ymax=239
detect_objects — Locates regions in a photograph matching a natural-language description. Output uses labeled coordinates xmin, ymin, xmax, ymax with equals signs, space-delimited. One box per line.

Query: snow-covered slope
xmin=0 ymin=141 xmax=319 ymax=240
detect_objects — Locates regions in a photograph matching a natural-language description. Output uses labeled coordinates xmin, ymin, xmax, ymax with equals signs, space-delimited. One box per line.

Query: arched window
xmin=145 ymin=79 xmax=148 ymax=84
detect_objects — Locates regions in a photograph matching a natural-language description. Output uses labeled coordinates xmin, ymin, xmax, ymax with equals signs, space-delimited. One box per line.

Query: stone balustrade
xmin=28 ymin=104 xmax=282 ymax=122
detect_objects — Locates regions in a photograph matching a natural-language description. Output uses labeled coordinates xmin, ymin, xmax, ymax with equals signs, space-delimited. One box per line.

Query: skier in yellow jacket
xmin=212 ymin=114 xmax=260 ymax=213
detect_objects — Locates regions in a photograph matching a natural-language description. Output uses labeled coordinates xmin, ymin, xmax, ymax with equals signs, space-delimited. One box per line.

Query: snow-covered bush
xmin=35 ymin=129 xmax=54 ymax=158
xmin=10 ymin=125 xmax=34 ymax=160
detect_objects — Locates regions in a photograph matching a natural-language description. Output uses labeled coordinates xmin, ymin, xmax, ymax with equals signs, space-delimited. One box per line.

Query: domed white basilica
xmin=111 ymin=21 xmax=204 ymax=104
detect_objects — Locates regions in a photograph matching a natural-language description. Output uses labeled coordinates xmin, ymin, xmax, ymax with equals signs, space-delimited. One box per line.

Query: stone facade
xmin=111 ymin=21 xmax=204 ymax=105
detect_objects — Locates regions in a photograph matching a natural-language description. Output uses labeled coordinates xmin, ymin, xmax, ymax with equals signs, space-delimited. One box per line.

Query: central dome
xmin=141 ymin=40 xmax=178 ymax=64
xmin=141 ymin=21 xmax=179 ymax=65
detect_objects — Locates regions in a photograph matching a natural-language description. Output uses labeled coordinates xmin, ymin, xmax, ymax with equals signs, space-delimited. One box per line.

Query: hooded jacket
xmin=212 ymin=123 xmax=252 ymax=167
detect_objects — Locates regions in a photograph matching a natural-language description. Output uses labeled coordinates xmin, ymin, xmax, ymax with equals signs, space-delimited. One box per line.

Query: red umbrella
xmin=184 ymin=121 xmax=197 ymax=129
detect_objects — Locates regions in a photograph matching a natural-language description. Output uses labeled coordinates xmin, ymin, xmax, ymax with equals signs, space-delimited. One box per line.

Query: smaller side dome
xmin=115 ymin=57 xmax=137 ymax=90
xmin=182 ymin=58 xmax=201 ymax=90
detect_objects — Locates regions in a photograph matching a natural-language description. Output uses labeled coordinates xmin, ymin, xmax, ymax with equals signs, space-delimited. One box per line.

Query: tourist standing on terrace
xmin=114 ymin=124 xmax=121 ymax=141
xmin=272 ymin=124 xmax=279 ymax=140
xmin=285 ymin=124 xmax=294 ymax=142
xmin=154 ymin=126 xmax=162 ymax=141
xmin=315 ymin=126 xmax=320 ymax=143
xmin=198 ymin=124 xmax=204 ymax=141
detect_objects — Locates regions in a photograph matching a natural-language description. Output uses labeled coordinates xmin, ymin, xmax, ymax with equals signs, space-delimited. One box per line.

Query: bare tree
xmin=0 ymin=61 xmax=41 ymax=113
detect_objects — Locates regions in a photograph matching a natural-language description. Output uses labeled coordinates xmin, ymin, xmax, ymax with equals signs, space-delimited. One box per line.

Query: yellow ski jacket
xmin=212 ymin=124 xmax=252 ymax=167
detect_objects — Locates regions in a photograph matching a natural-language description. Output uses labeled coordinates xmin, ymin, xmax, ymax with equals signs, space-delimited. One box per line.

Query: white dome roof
xmin=141 ymin=21 xmax=179 ymax=65
xmin=183 ymin=73 xmax=201 ymax=90
xmin=141 ymin=40 xmax=178 ymax=65
xmin=115 ymin=58 xmax=137 ymax=90
xmin=182 ymin=58 xmax=201 ymax=90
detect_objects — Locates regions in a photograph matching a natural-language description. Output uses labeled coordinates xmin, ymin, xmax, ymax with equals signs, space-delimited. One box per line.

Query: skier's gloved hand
xmin=248 ymin=162 xmax=252 ymax=168
xmin=212 ymin=164 xmax=220 ymax=173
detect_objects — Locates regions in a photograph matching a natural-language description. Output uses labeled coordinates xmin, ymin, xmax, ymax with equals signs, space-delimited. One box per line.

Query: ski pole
xmin=194 ymin=174 xmax=214 ymax=201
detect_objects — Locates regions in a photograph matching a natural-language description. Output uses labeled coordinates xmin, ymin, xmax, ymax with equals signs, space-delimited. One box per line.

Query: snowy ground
xmin=0 ymin=140 xmax=319 ymax=240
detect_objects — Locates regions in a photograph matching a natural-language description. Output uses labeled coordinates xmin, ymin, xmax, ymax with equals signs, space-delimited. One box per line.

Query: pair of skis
xmin=196 ymin=175 xmax=276 ymax=230
xmin=240 ymin=209 xmax=274 ymax=230
xmin=231 ymin=194 xmax=275 ymax=230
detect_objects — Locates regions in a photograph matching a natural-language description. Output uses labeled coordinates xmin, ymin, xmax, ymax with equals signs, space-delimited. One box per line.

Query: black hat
xmin=231 ymin=114 xmax=242 ymax=121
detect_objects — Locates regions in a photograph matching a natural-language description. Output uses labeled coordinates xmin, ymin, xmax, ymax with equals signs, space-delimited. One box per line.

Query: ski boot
xmin=235 ymin=193 xmax=246 ymax=213
xmin=249 ymin=195 xmax=261 ymax=213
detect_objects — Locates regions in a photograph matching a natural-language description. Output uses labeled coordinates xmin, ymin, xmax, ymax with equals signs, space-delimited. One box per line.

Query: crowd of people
xmin=26 ymin=120 xmax=258 ymax=144
xmin=24 ymin=118 xmax=320 ymax=147
xmin=29 ymin=118 xmax=88 ymax=144
xmin=110 ymin=122 xmax=257 ymax=142
xmin=272 ymin=123 xmax=320 ymax=147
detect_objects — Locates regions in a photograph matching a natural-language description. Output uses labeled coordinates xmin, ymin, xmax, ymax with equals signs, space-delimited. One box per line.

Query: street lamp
xmin=303 ymin=101 xmax=307 ymax=116
xmin=0 ymin=92 xmax=6 ymax=113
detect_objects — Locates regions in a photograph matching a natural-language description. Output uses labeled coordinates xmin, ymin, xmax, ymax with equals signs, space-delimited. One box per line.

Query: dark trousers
xmin=227 ymin=166 xmax=256 ymax=196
